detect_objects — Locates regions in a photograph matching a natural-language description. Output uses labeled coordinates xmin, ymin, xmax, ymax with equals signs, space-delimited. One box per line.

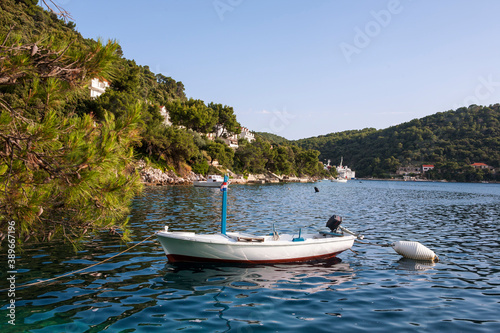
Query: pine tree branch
xmin=40 ymin=0 xmax=73 ymax=22
xmin=48 ymin=40 xmax=75 ymax=65
xmin=1 ymin=25 xmax=15 ymax=48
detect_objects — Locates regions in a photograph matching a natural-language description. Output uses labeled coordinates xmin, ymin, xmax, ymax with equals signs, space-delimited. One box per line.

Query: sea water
xmin=1 ymin=180 xmax=499 ymax=332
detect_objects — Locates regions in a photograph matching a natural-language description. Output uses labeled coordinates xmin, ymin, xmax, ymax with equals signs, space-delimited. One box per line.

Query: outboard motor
xmin=326 ymin=215 xmax=343 ymax=233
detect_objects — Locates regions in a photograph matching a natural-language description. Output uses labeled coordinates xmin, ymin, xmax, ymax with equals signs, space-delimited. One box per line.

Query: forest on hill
xmin=0 ymin=0 xmax=327 ymax=245
xmin=295 ymin=104 xmax=500 ymax=181
xmin=255 ymin=132 xmax=290 ymax=145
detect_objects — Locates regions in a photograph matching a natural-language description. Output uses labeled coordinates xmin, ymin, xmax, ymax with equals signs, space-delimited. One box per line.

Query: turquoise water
xmin=1 ymin=180 xmax=500 ymax=332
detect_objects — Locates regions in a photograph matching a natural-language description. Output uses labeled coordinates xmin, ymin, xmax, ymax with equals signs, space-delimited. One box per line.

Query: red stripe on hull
xmin=166 ymin=251 xmax=344 ymax=264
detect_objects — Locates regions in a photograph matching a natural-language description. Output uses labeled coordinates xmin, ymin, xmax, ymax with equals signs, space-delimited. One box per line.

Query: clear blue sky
xmin=59 ymin=0 xmax=500 ymax=140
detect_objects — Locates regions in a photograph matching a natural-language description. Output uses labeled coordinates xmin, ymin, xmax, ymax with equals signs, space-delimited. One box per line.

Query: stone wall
xmin=137 ymin=160 xmax=199 ymax=185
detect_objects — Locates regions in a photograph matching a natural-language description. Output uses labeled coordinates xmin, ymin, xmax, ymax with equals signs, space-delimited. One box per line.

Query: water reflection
xmin=156 ymin=259 xmax=354 ymax=294
xmin=394 ymin=258 xmax=437 ymax=271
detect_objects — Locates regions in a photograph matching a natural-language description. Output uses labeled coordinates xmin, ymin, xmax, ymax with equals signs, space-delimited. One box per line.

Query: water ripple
xmin=1 ymin=181 xmax=500 ymax=332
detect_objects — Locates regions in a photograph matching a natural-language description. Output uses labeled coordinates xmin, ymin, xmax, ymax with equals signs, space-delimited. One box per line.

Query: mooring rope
xmin=1 ymin=233 xmax=158 ymax=292
xmin=355 ymin=239 xmax=393 ymax=247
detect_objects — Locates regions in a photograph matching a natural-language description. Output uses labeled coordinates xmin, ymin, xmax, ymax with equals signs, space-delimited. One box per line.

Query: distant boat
xmin=331 ymin=178 xmax=348 ymax=183
xmin=193 ymin=174 xmax=226 ymax=187
xmin=157 ymin=175 xmax=358 ymax=264
xmin=335 ymin=157 xmax=355 ymax=180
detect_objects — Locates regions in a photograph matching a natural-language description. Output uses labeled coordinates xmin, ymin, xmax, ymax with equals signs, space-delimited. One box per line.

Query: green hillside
xmin=295 ymin=105 xmax=500 ymax=181
xmin=255 ymin=132 xmax=290 ymax=145
xmin=0 ymin=1 xmax=329 ymax=245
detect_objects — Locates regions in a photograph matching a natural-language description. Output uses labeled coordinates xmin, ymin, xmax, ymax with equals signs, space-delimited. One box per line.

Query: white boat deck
xmin=157 ymin=231 xmax=351 ymax=246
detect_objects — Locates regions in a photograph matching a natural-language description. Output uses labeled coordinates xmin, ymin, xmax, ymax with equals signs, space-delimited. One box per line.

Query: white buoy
xmin=392 ymin=241 xmax=438 ymax=261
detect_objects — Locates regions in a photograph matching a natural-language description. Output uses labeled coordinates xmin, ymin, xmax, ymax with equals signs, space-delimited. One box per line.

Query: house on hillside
xmin=396 ymin=166 xmax=421 ymax=176
xmin=159 ymin=106 xmax=172 ymax=126
xmin=471 ymin=163 xmax=495 ymax=172
xmin=90 ymin=78 xmax=109 ymax=99
xmin=422 ymin=165 xmax=434 ymax=173
xmin=211 ymin=131 xmax=239 ymax=148
xmin=207 ymin=125 xmax=240 ymax=149
xmin=156 ymin=107 xmax=250 ymax=149
xmin=225 ymin=135 xmax=239 ymax=148
xmin=471 ymin=162 xmax=489 ymax=170
xmin=239 ymin=127 xmax=255 ymax=143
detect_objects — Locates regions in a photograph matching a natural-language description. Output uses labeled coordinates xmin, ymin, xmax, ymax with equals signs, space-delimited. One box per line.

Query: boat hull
xmin=193 ymin=175 xmax=226 ymax=187
xmin=156 ymin=232 xmax=355 ymax=264
xmin=192 ymin=181 xmax=224 ymax=187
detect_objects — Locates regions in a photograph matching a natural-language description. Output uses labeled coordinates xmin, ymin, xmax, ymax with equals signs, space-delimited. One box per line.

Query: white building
xmin=220 ymin=131 xmax=239 ymax=149
xmin=422 ymin=165 xmax=435 ymax=173
xmin=90 ymin=78 xmax=109 ymax=99
xmin=238 ymin=127 xmax=255 ymax=142
xmin=207 ymin=125 xmax=240 ymax=149
xmin=159 ymin=106 xmax=172 ymax=126
xmin=396 ymin=166 xmax=421 ymax=176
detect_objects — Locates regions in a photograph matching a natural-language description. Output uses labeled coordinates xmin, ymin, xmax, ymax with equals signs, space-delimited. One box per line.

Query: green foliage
xmin=233 ymin=139 xmax=269 ymax=174
xmin=16 ymin=0 xmax=38 ymax=6
xmin=207 ymin=141 xmax=234 ymax=167
xmin=139 ymin=125 xmax=199 ymax=168
xmin=255 ymin=132 xmax=289 ymax=145
xmin=425 ymin=162 xmax=498 ymax=182
xmin=273 ymin=146 xmax=294 ymax=175
xmin=1 ymin=105 xmax=143 ymax=247
xmin=296 ymin=105 xmax=500 ymax=179
xmin=167 ymin=99 xmax=217 ymax=133
xmin=293 ymin=147 xmax=326 ymax=176
xmin=153 ymin=73 xmax=186 ymax=104
xmin=0 ymin=0 xmax=142 ymax=247
xmin=191 ymin=159 xmax=210 ymax=175
xmin=208 ymin=102 xmax=241 ymax=135
xmin=231 ymin=137 xmax=325 ymax=177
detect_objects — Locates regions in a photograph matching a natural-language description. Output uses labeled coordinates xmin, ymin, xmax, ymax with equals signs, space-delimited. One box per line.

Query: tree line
xmin=295 ymin=104 xmax=500 ymax=181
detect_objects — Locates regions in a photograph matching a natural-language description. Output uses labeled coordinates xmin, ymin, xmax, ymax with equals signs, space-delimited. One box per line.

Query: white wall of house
xmin=422 ymin=165 xmax=434 ymax=172
xmin=159 ymin=106 xmax=172 ymax=126
xmin=396 ymin=166 xmax=421 ymax=175
xmin=90 ymin=78 xmax=109 ymax=99
xmin=239 ymin=127 xmax=255 ymax=142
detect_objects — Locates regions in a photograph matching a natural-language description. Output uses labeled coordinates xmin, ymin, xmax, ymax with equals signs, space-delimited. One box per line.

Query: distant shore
xmin=357 ymin=178 xmax=499 ymax=184
xmin=138 ymin=163 xmax=317 ymax=186
xmin=137 ymin=163 xmax=498 ymax=186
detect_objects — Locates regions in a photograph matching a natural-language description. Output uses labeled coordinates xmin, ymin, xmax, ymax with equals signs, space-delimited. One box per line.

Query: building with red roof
xmin=422 ymin=165 xmax=434 ymax=172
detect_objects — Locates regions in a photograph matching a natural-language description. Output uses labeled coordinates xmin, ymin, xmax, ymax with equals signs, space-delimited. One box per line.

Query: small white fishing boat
xmin=192 ymin=174 xmax=226 ymax=188
xmin=157 ymin=175 xmax=359 ymax=264
xmin=157 ymin=229 xmax=356 ymax=264
xmin=331 ymin=177 xmax=348 ymax=183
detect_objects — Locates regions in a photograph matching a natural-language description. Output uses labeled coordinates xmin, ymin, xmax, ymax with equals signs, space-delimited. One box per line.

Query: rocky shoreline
xmin=137 ymin=162 xmax=317 ymax=186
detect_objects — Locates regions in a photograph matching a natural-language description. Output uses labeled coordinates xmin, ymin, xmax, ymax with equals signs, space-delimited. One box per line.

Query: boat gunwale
xmin=157 ymin=231 xmax=355 ymax=247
